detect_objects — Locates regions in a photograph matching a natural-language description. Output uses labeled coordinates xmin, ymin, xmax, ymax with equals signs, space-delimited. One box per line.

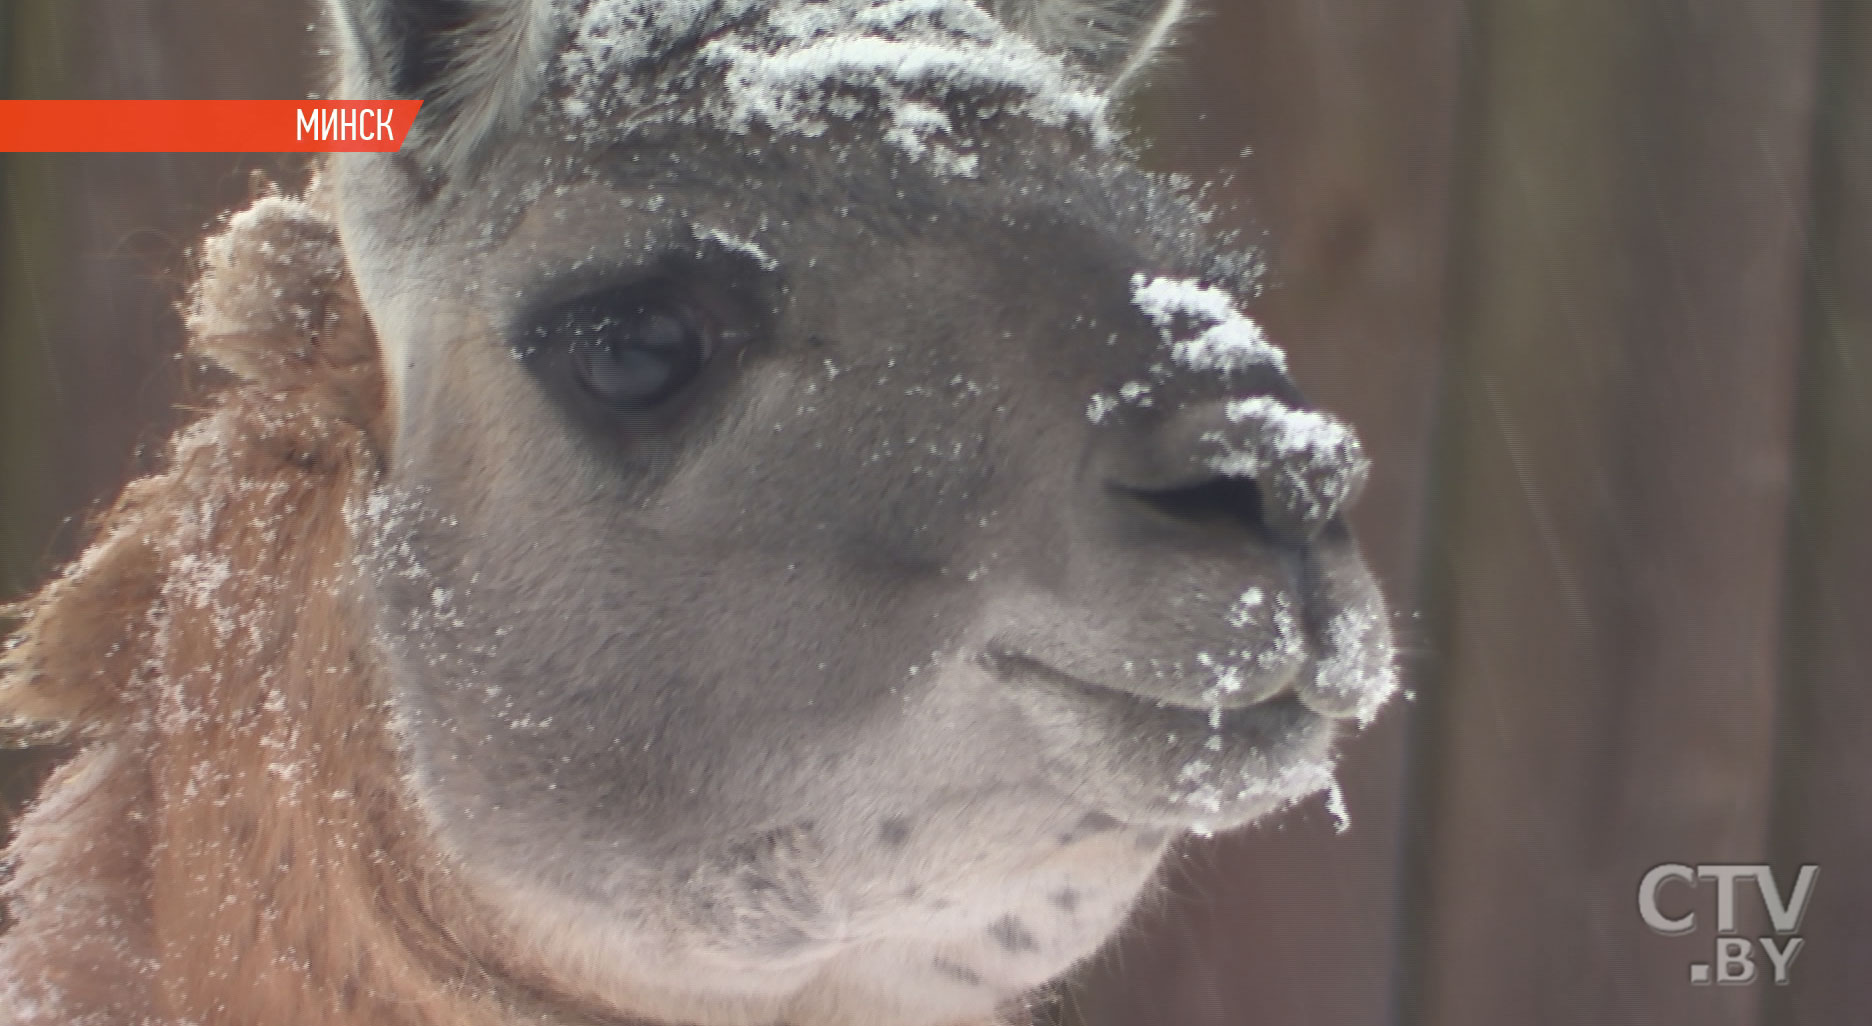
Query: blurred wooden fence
xmin=2 ymin=2 xmax=1866 ymax=1023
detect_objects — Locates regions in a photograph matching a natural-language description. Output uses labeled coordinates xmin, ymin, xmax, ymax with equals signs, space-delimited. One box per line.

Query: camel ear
xmin=324 ymin=0 xmax=555 ymax=169
xmin=988 ymin=0 xmax=1192 ymax=93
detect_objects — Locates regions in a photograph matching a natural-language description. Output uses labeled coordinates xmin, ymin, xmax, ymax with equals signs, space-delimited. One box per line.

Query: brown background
xmin=2 ymin=2 xmax=1866 ymax=1023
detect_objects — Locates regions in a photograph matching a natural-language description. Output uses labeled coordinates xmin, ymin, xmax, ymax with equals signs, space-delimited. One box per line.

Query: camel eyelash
xmin=504 ymin=232 xmax=776 ymax=358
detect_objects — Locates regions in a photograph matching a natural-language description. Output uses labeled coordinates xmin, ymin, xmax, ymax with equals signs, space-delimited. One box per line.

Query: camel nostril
xmin=1101 ymin=397 xmax=1368 ymax=547
xmin=1199 ymin=397 xmax=1368 ymax=545
xmin=1127 ymin=475 xmax=1271 ymax=538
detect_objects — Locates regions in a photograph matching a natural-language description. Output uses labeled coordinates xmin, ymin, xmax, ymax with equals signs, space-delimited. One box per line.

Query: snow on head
xmin=1090 ymin=273 xmax=1296 ymax=420
xmin=559 ymin=0 xmax=1113 ymax=173
xmin=560 ymin=0 xmax=762 ymax=85
xmin=1131 ymin=273 xmax=1288 ymax=375
xmin=1086 ymin=276 xmax=1289 ymax=425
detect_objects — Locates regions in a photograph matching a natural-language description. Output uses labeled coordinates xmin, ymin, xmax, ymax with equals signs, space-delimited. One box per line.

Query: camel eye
xmin=561 ymin=300 xmax=707 ymax=409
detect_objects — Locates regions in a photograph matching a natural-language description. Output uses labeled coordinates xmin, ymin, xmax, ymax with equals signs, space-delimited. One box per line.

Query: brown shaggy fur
xmin=0 ymin=193 xmax=580 ymax=1026
xmin=0 ymin=193 xmax=1025 ymax=1025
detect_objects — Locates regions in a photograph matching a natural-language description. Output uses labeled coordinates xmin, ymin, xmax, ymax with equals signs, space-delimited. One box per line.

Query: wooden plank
xmin=1071 ymin=2 xmax=1464 ymax=1022
xmin=1768 ymin=0 xmax=1872 ymax=1019
xmin=46 ymin=0 xmax=312 ymax=534
xmin=1406 ymin=2 xmax=1820 ymax=1024
xmin=0 ymin=0 xmax=71 ymax=870
xmin=2 ymin=0 xmax=311 ymax=580
xmin=1 ymin=0 xmax=63 ymax=598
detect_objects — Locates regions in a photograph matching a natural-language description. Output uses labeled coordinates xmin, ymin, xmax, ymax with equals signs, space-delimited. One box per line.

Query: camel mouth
xmin=980 ymin=648 xmax=1288 ymax=712
xmin=980 ymin=647 xmax=1341 ymax=831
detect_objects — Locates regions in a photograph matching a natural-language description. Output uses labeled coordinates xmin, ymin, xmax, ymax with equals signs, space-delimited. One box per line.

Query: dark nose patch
xmin=988 ymin=914 xmax=1039 ymax=953
xmin=878 ymin=817 xmax=912 ymax=847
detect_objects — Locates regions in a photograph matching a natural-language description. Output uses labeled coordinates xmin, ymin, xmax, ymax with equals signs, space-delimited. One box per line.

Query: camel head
xmin=312 ymin=1 xmax=1397 ymax=1021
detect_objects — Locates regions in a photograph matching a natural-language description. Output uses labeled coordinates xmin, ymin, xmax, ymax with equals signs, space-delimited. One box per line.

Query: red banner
xmin=0 ymin=101 xmax=425 ymax=153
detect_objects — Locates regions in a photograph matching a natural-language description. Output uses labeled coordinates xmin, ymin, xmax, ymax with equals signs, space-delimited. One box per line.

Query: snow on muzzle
xmin=1296 ymin=538 xmax=1397 ymax=726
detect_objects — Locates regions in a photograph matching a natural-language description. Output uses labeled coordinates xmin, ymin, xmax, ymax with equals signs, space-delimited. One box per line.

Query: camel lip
xmin=980 ymin=646 xmax=1338 ymax=832
xmin=977 ymin=647 xmax=1294 ymax=713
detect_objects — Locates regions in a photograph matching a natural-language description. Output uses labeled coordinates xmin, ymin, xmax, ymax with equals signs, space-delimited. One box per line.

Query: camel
xmin=0 ymin=1 xmax=1397 ymax=1023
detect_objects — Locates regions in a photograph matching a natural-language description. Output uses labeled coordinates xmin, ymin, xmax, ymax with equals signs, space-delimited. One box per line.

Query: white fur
xmin=426 ymin=0 xmax=557 ymax=169
xmin=326 ymin=0 xmax=556 ymax=171
xmin=1106 ymin=0 xmax=1186 ymax=92
xmin=991 ymin=0 xmax=1189 ymax=88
